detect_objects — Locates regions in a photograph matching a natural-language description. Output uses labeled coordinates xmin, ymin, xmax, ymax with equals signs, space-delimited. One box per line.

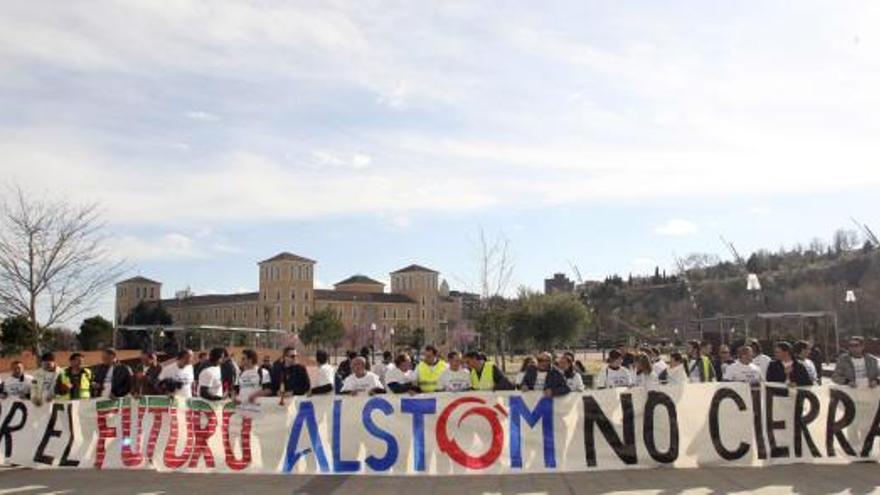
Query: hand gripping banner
xmin=2 ymin=384 xmax=880 ymax=475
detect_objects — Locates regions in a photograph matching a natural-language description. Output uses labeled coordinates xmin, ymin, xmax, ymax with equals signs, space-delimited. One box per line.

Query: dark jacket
xmin=520 ymin=367 xmax=570 ymax=396
xmin=92 ymin=362 xmax=134 ymax=398
xmin=270 ymin=362 xmax=310 ymax=396
xmin=766 ymin=360 xmax=813 ymax=386
xmin=135 ymin=364 xmax=163 ymax=396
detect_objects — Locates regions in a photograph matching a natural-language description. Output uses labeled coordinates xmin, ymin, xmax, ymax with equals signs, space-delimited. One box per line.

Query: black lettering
xmin=859 ymin=398 xmax=880 ymax=457
xmin=0 ymin=401 xmax=28 ymax=457
xmin=582 ymin=394 xmax=636 ymax=467
xmin=793 ymin=389 xmax=821 ymax=458
xmin=709 ymin=388 xmax=750 ymax=460
xmin=750 ymin=387 xmax=767 ymax=459
xmin=826 ymin=388 xmax=857 ymax=457
xmin=59 ymin=403 xmax=79 ymax=467
xmin=34 ymin=403 xmax=66 ymax=465
xmin=765 ymin=386 xmax=790 ymax=458
xmin=643 ymin=391 xmax=678 ymax=463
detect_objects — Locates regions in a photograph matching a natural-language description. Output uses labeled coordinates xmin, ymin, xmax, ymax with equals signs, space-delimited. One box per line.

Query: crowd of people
xmin=0 ymin=336 xmax=876 ymax=405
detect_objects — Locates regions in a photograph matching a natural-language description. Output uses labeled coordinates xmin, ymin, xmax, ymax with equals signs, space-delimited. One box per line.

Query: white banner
xmin=2 ymin=384 xmax=880 ymax=475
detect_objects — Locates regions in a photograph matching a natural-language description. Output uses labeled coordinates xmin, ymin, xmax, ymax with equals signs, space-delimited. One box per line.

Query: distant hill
xmin=584 ymin=228 xmax=879 ymax=346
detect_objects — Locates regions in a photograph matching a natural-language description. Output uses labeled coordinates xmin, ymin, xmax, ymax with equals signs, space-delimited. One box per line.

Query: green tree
xmin=299 ymin=307 xmax=345 ymax=348
xmin=78 ymin=315 xmax=113 ymax=350
xmin=0 ymin=315 xmax=37 ymax=356
xmin=509 ymin=291 xmax=590 ymax=349
xmin=123 ymin=301 xmax=173 ymax=325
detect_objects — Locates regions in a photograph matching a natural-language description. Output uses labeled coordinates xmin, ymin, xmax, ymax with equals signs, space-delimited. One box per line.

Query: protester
xmin=92 ymin=348 xmax=133 ymax=399
xmin=557 ymin=353 xmax=585 ymax=392
xmin=134 ymin=350 xmax=163 ymax=396
xmin=384 ymin=353 xmax=417 ymax=394
xmin=595 ymin=350 xmax=633 ymax=389
xmin=832 ymin=336 xmax=879 ymax=388
xmin=794 ymin=340 xmax=819 ymax=385
xmin=193 ymin=351 xmax=209 ymax=378
xmin=372 ymin=351 xmax=395 ymax=385
xmin=766 ymin=341 xmax=812 ymax=386
xmin=310 ymin=349 xmax=336 ymax=395
xmin=632 ymin=354 xmax=658 ymax=388
xmin=722 ymin=345 xmax=763 ymax=385
xmin=339 ymin=357 xmax=384 ymax=396
xmin=236 ymin=349 xmax=272 ymax=405
xmin=260 ymin=355 xmax=274 ymax=375
xmin=809 ymin=345 xmax=825 ymax=378
xmin=515 ymin=356 xmax=536 ymax=388
xmin=651 ymin=347 xmax=668 ymax=378
xmin=271 ymin=347 xmax=310 ymax=400
xmin=336 ymin=350 xmax=358 ymax=389
xmin=520 ymin=352 xmax=569 ymax=396
xmin=415 ymin=345 xmax=447 ymax=393
xmin=56 ymin=353 xmax=92 ymax=400
xmin=198 ymin=347 xmax=226 ymax=401
xmin=663 ymin=352 xmax=688 ymax=385
xmin=439 ymin=351 xmax=472 ymax=392
xmin=220 ymin=349 xmax=240 ymax=396
xmin=158 ymin=349 xmax=195 ymax=398
xmin=32 ymin=352 xmax=61 ymax=405
xmin=687 ymin=340 xmax=716 ymax=383
xmin=749 ymin=339 xmax=772 ymax=378
xmin=715 ymin=345 xmax=735 ymax=378
xmin=0 ymin=361 xmax=33 ymax=399
xmin=465 ymin=351 xmax=514 ymax=391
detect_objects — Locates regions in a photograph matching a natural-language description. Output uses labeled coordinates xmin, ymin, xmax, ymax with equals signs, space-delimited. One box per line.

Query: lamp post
xmin=389 ymin=327 xmax=395 ymax=353
xmin=746 ymin=273 xmax=762 ymax=340
xmin=370 ymin=323 xmax=377 ymax=366
xmin=845 ymin=290 xmax=859 ymax=337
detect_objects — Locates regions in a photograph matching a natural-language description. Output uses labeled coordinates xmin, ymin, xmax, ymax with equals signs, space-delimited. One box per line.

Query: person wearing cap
xmin=57 ymin=352 xmax=92 ymax=400
xmin=270 ymin=346 xmax=310 ymax=401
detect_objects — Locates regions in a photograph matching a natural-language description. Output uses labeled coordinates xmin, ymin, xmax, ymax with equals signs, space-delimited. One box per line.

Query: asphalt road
xmin=1 ymin=464 xmax=879 ymax=495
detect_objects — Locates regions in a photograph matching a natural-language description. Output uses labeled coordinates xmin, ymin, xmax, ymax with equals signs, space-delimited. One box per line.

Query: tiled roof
xmin=161 ymin=292 xmax=259 ymax=307
xmin=391 ymin=264 xmax=438 ymax=274
xmin=314 ymin=289 xmax=416 ymax=304
xmin=258 ymin=252 xmax=316 ymax=264
xmin=117 ymin=276 xmax=161 ymax=285
xmin=335 ymin=275 xmax=384 ymax=286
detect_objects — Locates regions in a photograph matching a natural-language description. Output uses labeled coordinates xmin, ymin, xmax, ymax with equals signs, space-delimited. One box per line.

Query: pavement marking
xmin=0 ymin=487 xmax=48 ymax=495
xmin=36 ymin=491 xmax=72 ymax=495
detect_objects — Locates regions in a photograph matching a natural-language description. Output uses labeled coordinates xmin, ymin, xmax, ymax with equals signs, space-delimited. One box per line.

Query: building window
xmin=290 ymin=323 xmax=296 ymax=332
xmin=295 ymin=265 xmax=302 ymax=280
xmin=393 ymin=309 xmax=398 ymax=319
xmin=275 ymin=321 xmax=281 ymax=329
xmin=422 ymin=309 xmax=426 ymax=319
xmin=276 ymin=290 xmax=280 ymax=301
xmin=275 ymin=305 xmax=281 ymax=317
xmin=291 ymin=289 xmax=296 ymax=300
xmin=150 ymin=287 xmax=155 ymax=298
xmin=304 ymin=291 xmax=309 ymax=301
xmin=291 ymin=305 xmax=296 ymax=316
xmin=407 ymin=310 xmax=411 ymax=320
xmin=383 ymin=308 xmax=387 ymax=319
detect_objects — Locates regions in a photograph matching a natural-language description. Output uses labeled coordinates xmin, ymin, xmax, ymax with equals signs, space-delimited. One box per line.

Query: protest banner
xmin=2 ymin=383 xmax=880 ymax=475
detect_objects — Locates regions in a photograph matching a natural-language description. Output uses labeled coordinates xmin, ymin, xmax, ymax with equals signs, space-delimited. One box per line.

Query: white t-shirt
xmin=801 ymin=359 xmax=818 ymax=385
xmin=237 ymin=367 xmax=271 ymax=403
xmin=533 ymin=371 xmax=548 ymax=390
xmin=653 ymin=359 xmax=668 ymax=377
xmin=753 ymin=354 xmax=772 ymax=378
xmin=101 ymin=365 xmax=115 ymax=398
xmin=515 ymin=371 xmax=526 ymax=386
xmin=33 ymin=368 xmax=60 ymax=402
xmin=384 ymin=367 xmax=415 ymax=386
xmin=633 ymin=371 xmax=658 ymax=388
xmin=341 ymin=371 xmax=384 ymax=394
xmin=723 ymin=361 xmax=763 ymax=385
xmin=565 ymin=372 xmax=585 ymax=392
xmin=315 ymin=363 xmax=336 ymax=389
xmin=664 ymin=365 xmax=688 ymax=385
xmin=3 ymin=374 xmax=33 ymax=398
xmin=198 ymin=365 xmax=224 ymax=398
xmin=439 ymin=368 xmax=471 ymax=392
xmin=597 ymin=365 xmax=632 ymax=388
xmin=372 ymin=362 xmax=395 ymax=384
xmin=158 ymin=363 xmax=195 ymax=398
xmin=853 ymin=357 xmax=869 ymax=388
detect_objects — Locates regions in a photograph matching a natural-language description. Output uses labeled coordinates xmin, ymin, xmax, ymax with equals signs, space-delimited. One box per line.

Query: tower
xmin=115 ymin=276 xmax=162 ymax=325
xmin=390 ymin=264 xmax=440 ymax=342
xmin=258 ymin=252 xmax=316 ymax=332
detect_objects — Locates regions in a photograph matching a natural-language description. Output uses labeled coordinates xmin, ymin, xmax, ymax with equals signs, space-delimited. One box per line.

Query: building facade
xmin=544 ymin=273 xmax=575 ymax=294
xmin=114 ymin=252 xmax=471 ymax=346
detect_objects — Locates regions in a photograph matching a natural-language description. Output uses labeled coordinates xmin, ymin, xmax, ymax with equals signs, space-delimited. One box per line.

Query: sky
xmin=1 ymin=1 xmax=880 ymax=326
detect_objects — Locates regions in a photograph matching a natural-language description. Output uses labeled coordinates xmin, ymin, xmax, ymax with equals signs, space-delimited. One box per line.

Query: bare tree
xmin=472 ymin=227 xmax=515 ymax=370
xmin=0 ymin=186 xmax=124 ymax=352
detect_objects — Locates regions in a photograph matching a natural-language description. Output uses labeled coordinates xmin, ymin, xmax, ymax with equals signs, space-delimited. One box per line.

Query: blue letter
xmin=509 ymin=396 xmax=556 ymax=468
xmin=332 ymin=400 xmax=361 ymax=473
xmin=401 ymin=398 xmax=436 ymax=472
xmin=283 ymin=401 xmax=329 ymax=473
xmin=362 ymin=397 xmax=399 ymax=471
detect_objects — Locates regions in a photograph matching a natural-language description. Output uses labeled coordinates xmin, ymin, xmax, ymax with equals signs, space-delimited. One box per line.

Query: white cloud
xmin=654 ymin=219 xmax=698 ymax=237
xmin=310 ymin=150 xmax=372 ymax=170
xmin=109 ymin=233 xmax=202 ymax=261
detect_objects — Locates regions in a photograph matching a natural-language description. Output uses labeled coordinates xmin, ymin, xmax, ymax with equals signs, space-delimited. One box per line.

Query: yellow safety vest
xmin=416 ymin=359 xmax=447 ymax=392
xmin=59 ymin=368 xmax=92 ymax=400
xmin=470 ymin=361 xmax=496 ymax=391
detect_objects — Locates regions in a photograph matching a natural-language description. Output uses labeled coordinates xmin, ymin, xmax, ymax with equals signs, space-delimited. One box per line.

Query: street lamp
xmin=370 ymin=323 xmax=377 ymax=366
xmin=746 ymin=273 xmax=762 ymax=292
xmin=845 ymin=290 xmax=857 ymax=304
xmin=389 ymin=327 xmax=395 ymax=353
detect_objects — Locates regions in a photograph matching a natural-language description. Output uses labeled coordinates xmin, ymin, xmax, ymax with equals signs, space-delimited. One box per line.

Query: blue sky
xmin=1 ymin=1 xmax=879 ymax=325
